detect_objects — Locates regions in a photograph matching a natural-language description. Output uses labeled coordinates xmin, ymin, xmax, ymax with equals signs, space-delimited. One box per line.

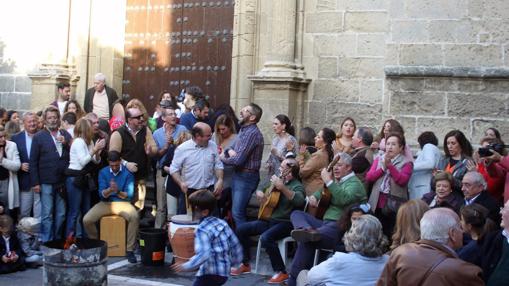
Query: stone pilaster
xmin=28 ymin=63 xmax=80 ymax=110
xmin=249 ymin=0 xmax=310 ymax=141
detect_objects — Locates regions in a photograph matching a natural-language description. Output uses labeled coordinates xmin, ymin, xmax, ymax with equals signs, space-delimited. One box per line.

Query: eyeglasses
xmin=130 ymin=115 xmax=144 ymax=120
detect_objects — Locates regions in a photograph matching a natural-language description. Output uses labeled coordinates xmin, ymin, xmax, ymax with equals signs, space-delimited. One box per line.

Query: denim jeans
xmin=236 ymin=219 xmax=293 ymax=272
xmin=41 ymin=184 xmax=66 ymax=242
xmin=231 ymin=171 xmax=259 ymax=226
xmin=20 ymin=189 xmax=41 ymax=219
xmin=287 ymin=211 xmax=339 ymax=286
xmin=65 ymin=177 xmax=91 ymax=237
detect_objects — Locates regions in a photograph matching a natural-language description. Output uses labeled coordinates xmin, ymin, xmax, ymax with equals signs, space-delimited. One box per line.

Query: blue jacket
xmin=11 ymin=131 xmax=31 ymax=191
xmin=29 ymin=129 xmax=72 ymax=186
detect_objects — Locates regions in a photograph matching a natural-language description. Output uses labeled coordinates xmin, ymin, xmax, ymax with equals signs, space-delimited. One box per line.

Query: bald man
xmin=170 ymin=122 xmax=224 ymax=214
xmin=378 ymin=208 xmax=483 ymax=286
xmin=109 ymin=106 xmax=157 ymax=210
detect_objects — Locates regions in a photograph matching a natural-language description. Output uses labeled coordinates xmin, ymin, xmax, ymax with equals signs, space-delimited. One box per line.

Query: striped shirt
xmin=181 ymin=216 xmax=243 ymax=277
xmin=221 ymin=123 xmax=264 ymax=171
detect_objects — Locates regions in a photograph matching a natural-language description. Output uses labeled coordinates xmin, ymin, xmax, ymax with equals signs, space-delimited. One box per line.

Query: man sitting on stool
xmin=231 ymin=158 xmax=305 ymax=284
xmin=287 ymin=152 xmax=367 ymax=286
xmin=83 ymin=151 xmax=139 ymax=263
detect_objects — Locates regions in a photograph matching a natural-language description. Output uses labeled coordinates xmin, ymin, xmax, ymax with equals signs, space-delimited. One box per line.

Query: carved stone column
xmin=249 ymin=0 xmax=310 ymax=138
xmin=28 ymin=63 xmax=80 ymax=110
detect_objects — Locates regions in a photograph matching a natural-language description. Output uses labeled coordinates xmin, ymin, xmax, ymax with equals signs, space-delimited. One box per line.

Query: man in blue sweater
xmin=83 ymin=151 xmax=139 ymax=263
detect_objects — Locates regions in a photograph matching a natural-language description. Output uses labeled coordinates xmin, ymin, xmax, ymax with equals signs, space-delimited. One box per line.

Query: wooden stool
xmin=100 ymin=215 xmax=126 ymax=257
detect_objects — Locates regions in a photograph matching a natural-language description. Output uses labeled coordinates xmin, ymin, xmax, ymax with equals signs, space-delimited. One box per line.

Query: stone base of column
xmin=28 ymin=63 xmax=80 ymax=110
xmin=248 ymin=73 xmax=311 ymax=140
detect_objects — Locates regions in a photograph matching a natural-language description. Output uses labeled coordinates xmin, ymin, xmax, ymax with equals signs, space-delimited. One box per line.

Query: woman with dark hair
xmin=372 ymin=119 xmax=413 ymax=162
xmin=64 ymin=100 xmax=85 ymax=120
xmin=467 ymin=136 xmax=506 ymax=203
xmin=333 ymin=117 xmax=356 ymax=154
xmin=458 ymin=203 xmax=497 ymax=266
xmin=422 ymin=171 xmax=463 ymax=213
xmin=408 ymin=131 xmax=442 ymax=199
xmin=296 ymin=127 xmax=317 ymax=159
xmin=336 ymin=202 xmax=371 ymax=252
xmin=297 ymin=128 xmax=335 ymax=196
xmin=266 ymin=114 xmax=297 ymax=177
xmin=6 ymin=110 xmax=20 ymax=126
xmin=485 ymin=127 xmax=502 ymax=140
xmin=366 ymin=132 xmax=413 ymax=237
xmin=437 ymin=130 xmax=474 ymax=195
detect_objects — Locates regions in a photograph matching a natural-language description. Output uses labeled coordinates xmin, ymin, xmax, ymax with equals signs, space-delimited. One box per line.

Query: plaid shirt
xmin=221 ymin=123 xmax=264 ymax=171
xmin=182 ymin=216 xmax=243 ymax=277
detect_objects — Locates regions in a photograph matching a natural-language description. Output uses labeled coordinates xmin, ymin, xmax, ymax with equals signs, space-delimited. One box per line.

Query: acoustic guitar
xmin=314 ymin=154 xmax=341 ymax=220
xmin=257 ymin=168 xmax=291 ymax=221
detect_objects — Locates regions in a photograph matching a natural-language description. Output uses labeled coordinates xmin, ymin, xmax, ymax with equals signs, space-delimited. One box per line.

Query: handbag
xmin=382 ymin=194 xmax=407 ymax=216
xmin=73 ymin=173 xmax=97 ymax=192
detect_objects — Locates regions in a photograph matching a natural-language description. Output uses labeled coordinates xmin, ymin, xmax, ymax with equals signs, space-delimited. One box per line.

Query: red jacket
xmin=487 ymin=155 xmax=509 ymax=203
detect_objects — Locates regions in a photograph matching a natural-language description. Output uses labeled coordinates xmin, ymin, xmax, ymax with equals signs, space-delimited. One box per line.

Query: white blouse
xmin=68 ymin=138 xmax=100 ymax=171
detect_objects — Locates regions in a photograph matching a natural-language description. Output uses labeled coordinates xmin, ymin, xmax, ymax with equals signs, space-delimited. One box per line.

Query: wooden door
xmin=123 ymin=0 xmax=234 ymax=114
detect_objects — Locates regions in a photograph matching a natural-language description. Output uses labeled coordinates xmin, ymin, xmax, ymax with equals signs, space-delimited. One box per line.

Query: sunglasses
xmin=130 ymin=115 xmax=144 ymax=120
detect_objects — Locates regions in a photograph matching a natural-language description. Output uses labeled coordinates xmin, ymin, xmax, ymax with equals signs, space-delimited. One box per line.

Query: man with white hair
xmin=286 ymin=152 xmax=367 ymax=286
xmin=83 ymin=73 xmax=118 ymax=120
xmin=461 ymin=171 xmax=500 ymax=223
xmin=377 ymin=208 xmax=484 ymax=286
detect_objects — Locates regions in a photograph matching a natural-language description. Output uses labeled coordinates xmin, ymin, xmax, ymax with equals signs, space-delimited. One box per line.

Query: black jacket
xmin=83 ymin=85 xmax=118 ymax=118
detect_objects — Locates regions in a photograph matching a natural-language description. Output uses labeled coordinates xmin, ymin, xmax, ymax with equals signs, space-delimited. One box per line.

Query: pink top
xmin=366 ymin=157 xmax=413 ymax=187
xmin=109 ymin=116 xmax=125 ymax=131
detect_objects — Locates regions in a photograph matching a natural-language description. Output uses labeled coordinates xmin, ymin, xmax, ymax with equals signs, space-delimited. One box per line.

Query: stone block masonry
xmin=0 ymin=75 xmax=32 ymax=112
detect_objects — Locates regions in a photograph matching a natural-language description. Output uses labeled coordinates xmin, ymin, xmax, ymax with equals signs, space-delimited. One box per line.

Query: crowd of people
xmin=0 ymin=72 xmax=507 ymax=286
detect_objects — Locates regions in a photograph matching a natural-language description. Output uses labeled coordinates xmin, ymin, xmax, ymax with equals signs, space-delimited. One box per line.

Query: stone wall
xmin=0 ymin=40 xmax=31 ymax=112
xmin=302 ymin=0 xmax=388 ymax=134
xmin=297 ymin=0 xmax=509 ymax=148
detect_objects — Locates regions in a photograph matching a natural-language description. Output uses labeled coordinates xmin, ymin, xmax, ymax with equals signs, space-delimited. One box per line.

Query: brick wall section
xmin=0 ymin=74 xmax=32 ymax=113
xmin=302 ymin=0 xmax=509 ymax=149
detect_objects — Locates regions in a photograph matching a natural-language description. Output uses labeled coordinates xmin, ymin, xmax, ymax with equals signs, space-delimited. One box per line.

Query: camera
xmin=478 ymin=143 xmax=509 ymax=157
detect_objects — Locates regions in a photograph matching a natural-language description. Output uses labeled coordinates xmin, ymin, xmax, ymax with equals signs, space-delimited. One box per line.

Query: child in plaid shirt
xmin=171 ymin=189 xmax=243 ymax=286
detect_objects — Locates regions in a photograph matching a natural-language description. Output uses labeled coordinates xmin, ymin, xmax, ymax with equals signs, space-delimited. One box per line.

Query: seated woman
xmin=297 ymin=128 xmax=335 ymax=196
xmin=335 ymin=202 xmax=371 ymax=252
xmin=458 ymin=203 xmax=497 ymax=266
xmin=366 ymin=132 xmax=413 ymax=237
xmin=422 ymin=171 xmax=463 ymax=213
xmin=304 ymin=215 xmax=388 ymax=286
xmin=437 ymin=130 xmax=474 ymax=196
xmin=390 ymin=199 xmax=429 ymax=251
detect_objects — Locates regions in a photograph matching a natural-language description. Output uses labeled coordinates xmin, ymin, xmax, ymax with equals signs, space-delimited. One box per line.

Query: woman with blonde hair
xmin=65 ymin=118 xmax=106 ymax=237
xmin=390 ymin=199 xmax=430 ymax=250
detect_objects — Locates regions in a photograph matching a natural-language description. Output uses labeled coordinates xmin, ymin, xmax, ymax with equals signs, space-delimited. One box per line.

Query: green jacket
xmin=314 ymin=174 xmax=366 ymax=221
xmin=271 ymin=179 xmax=306 ymax=221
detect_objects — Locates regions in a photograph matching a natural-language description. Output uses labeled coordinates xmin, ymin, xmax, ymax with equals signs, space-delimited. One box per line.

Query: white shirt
xmin=68 ymin=138 xmax=99 ymax=171
xmin=170 ymin=139 xmax=223 ymax=189
xmin=57 ymin=101 xmax=67 ymax=116
xmin=24 ymin=132 xmax=33 ymax=159
xmin=93 ymin=89 xmax=109 ymax=119
xmin=465 ymin=193 xmax=482 ymax=206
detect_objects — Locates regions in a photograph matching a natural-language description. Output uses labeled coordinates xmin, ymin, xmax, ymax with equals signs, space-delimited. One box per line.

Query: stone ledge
xmin=385 ymin=66 xmax=509 ymax=79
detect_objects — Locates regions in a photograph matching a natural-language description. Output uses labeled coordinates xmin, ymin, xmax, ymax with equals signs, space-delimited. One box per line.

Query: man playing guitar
xmin=286 ymin=152 xmax=367 ymax=286
xmin=230 ymin=158 xmax=305 ymax=284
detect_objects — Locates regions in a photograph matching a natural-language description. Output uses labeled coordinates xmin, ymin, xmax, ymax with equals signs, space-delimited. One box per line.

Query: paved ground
xmin=0 ymin=246 xmax=285 ymax=286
